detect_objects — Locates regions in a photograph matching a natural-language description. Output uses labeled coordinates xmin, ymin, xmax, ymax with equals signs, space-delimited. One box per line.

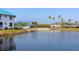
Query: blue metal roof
xmin=0 ymin=9 xmax=16 ymax=17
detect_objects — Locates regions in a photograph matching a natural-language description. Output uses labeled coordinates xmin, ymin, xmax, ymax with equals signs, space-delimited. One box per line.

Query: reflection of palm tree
xmin=31 ymin=32 xmax=37 ymax=40
xmin=59 ymin=32 xmax=65 ymax=49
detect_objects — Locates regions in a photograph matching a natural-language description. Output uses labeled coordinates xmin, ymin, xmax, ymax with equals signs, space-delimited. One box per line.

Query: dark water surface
xmin=0 ymin=31 xmax=79 ymax=51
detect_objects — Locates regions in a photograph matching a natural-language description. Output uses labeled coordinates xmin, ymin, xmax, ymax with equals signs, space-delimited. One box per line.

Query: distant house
xmin=50 ymin=24 xmax=60 ymax=28
xmin=0 ymin=9 xmax=16 ymax=29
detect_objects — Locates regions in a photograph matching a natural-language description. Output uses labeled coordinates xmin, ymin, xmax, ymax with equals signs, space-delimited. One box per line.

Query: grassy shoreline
xmin=0 ymin=28 xmax=79 ymax=36
xmin=50 ymin=28 xmax=79 ymax=32
xmin=0 ymin=28 xmax=36 ymax=36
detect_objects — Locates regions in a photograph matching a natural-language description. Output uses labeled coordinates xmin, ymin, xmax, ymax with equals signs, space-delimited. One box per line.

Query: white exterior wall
xmin=0 ymin=15 xmax=15 ymax=29
xmin=50 ymin=25 xmax=60 ymax=28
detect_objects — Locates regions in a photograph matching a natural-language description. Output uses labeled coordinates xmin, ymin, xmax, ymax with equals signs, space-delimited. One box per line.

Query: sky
xmin=4 ymin=8 xmax=79 ymax=24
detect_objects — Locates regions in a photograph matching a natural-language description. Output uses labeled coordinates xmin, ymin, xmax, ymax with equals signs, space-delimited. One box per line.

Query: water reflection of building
xmin=0 ymin=36 xmax=15 ymax=51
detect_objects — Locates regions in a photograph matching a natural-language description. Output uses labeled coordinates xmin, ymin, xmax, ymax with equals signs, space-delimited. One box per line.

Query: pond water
xmin=0 ymin=31 xmax=79 ymax=51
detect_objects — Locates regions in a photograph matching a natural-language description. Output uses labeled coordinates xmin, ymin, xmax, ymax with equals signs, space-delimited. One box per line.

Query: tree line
xmin=48 ymin=15 xmax=79 ymax=28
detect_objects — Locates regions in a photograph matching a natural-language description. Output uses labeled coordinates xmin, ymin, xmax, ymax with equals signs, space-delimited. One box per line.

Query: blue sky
xmin=4 ymin=8 xmax=79 ymax=24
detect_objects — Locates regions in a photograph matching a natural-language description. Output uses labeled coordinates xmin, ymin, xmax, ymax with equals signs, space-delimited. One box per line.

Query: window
xmin=4 ymin=15 xmax=7 ymax=18
xmin=0 ymin=22 xmax=2 ymax=25
xmin=5 ymin=22 xmax=7 ymax=25
xmin=9 ymin=23 xmax=12 ymax=27
xmin=0 ymin=14 xmax=1 ymax=20
xmin=0 ymin=22 xmax=3 ymax=28
xmin=10 ymin=16 xmax=13 ymax=20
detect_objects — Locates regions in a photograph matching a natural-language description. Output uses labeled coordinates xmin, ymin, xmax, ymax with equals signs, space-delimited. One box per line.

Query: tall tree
xmin=52 ymin=17 xmax=55 ymax=20
xmin=48 ymin=16 xmax=55 ymax=24
xmin=58 ymin=15 xmax=61 ymax=19
xmin=75 ymin=21 xmax=78 ymax=25
xmin=48 ymin=16 xmax=52 ymax=19
xmin=60 ymin=18 xmax=65 ymax=28
xmin=58 ymin=15 xmax=62 ymax=24
xmin=32 ymin=21 xmax=38 ymax=28
xmin=68 ymin=19 xmax=71 ymax=25
xmin=48 ymin=16 xmax=55 ymax=20
xmin=68 ymin=19 xmax=71 ymax=22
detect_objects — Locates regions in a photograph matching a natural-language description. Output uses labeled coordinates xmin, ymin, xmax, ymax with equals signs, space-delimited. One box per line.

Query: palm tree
xmin=75 ymin=21 xmax=78 ymax=25
xmin=68 ymin=19 xmax=71 ymax=22
xmin=52 ymin=17 xmax=55 ymax=20
xmin=58 ymin=15 xmax=62 ymax=24
xmin=48 ymin=16 xmax=55 ymax=20
xmin=48 ymin=16 xmax=52 ymax=19
xmin=68 ymin=19 xmax=71 ymax=26
xmin=61 ymin=18 xmax=64 ymax=21
xmin=48 ymin=16 xmax=56 ymax=29
xmin=48 ymin=16 xmax=55 ymax=25
xmin=54 ymin=15 xmax=65 ymax=28
xmin=58 ymin=15 xmax=61 ymax=19
xmin=60 ymin=18 xmax=65 ymax=28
